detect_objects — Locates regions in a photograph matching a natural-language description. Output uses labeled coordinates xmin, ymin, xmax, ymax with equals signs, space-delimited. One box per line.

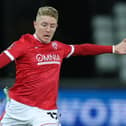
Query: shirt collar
xmin=33 ymin=34 xmax=41 ymax=42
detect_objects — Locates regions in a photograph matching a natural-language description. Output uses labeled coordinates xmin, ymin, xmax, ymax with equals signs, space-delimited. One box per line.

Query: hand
xmin=114 ymin=39 xmax=126 ymax=54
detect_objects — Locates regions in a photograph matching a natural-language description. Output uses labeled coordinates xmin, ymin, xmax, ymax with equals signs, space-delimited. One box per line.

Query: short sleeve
xmin=4 ymin=39 xmax=27 ymax=61
xmin=59 ymin=42 xmax=75 ymax=58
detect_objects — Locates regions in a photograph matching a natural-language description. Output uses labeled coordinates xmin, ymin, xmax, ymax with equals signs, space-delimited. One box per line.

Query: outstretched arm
xmin=73 ymin=39 xmax=126 ymax=56
xmin=73 ymin=44 xmax=113 ymax=56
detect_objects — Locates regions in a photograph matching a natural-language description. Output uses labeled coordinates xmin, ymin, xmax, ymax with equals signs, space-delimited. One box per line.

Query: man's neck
xmin=33 ymin=34 xmax=41 ymax=42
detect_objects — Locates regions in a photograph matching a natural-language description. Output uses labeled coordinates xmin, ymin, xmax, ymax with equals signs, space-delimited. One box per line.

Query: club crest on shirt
xmin=52 ymin=42 xmax=58 ymax=50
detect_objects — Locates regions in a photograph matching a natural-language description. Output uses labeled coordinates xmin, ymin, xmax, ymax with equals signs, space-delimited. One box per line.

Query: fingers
xmin=122 ymin=39 xmax=126 ymax=43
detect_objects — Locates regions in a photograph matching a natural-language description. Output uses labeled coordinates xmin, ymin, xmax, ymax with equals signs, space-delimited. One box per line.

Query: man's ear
xmin=56 ymin=24 xmax=58 ymax=29
xmin=33 ymin=21 xmax=37 ymax=29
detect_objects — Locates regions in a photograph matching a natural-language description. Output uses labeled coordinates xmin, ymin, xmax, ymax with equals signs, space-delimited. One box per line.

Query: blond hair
xmin=36 ymin=6 xmax=58 ymax=21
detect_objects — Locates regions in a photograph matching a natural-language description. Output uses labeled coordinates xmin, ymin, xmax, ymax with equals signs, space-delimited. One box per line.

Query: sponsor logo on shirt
xmin=36 ymin=54 xmax=61 ymax=65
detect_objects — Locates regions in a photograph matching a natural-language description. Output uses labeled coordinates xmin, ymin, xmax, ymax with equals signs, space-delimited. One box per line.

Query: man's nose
xmin=46 ymin=26 xmax=51 ymax=32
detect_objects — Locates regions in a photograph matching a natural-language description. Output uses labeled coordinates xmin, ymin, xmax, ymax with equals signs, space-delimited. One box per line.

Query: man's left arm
xmin=73 ymin=39 xmax=126 ymax=56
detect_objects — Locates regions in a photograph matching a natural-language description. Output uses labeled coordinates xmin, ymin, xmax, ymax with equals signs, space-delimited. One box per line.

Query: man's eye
xmin=51 ymin=25 xmax=56 ymax=28
xmin=41 ymin=23 xmax=47 ymax=27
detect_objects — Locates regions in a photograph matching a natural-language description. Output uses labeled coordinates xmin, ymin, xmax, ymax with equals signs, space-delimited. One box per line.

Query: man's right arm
xmin=0 ymin=35 xmax=28 ymax=69
xmin=0 ymin=52 xmax=12 ymax=68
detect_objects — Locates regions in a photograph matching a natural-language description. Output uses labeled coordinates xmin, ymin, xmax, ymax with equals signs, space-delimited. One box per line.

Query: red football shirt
xmin=3 ymin=33 xmax=112 ymax=110
xmin=4 ymin=34 xmax=74 ymax=110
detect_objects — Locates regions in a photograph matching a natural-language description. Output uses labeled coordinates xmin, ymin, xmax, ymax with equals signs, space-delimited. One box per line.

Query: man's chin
xmin=41 ymin=40 xmax=51 ymax=44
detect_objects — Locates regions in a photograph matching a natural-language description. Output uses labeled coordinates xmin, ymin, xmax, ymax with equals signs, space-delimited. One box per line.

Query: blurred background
xmin=1 ymin=0 xmax=126 ymax=125
xmin=1 ymin=0 xmax=126 ymax=88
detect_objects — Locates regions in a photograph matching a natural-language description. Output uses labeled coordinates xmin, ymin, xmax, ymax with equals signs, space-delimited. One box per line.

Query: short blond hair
xmin=36 ymin=6 xmax=59 ymax=21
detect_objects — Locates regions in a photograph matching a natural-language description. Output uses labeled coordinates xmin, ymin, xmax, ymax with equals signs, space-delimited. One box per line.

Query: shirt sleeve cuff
xmin=112 ymin=45 xmax=115 ymax=53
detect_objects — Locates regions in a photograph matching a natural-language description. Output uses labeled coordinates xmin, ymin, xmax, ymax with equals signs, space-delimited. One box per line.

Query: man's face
xmin=34 ymin=16 xmax=58 ymax=44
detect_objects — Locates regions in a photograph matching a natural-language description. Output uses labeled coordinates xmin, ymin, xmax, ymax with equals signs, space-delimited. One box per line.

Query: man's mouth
xmin=44 ymin=35 xmax=50 ymax=38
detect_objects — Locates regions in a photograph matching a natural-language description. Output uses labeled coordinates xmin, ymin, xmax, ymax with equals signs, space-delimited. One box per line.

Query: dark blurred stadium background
xmin=1 ymin=0 xmax=126 ymax=88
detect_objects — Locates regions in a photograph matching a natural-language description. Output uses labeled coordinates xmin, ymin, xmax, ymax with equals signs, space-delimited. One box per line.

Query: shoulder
xmin=7 ymin=34 xmax=33 ymax=51
xmin=14 ymin=33 xmax=33 ymax=46
xmin=19 ymin=33 xmax=33 ymax=43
